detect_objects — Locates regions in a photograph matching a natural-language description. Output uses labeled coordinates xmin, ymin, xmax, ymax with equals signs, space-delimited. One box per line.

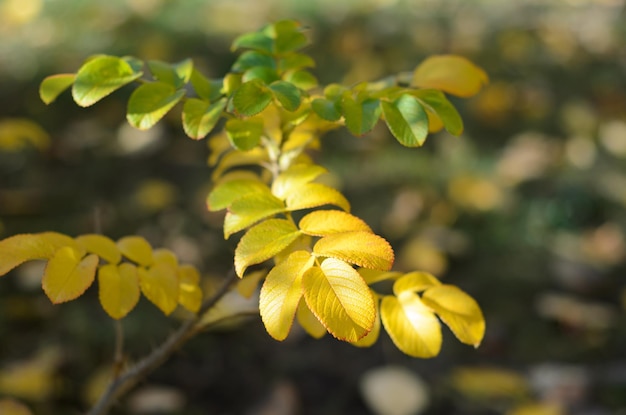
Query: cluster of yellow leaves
xmin=0 ymin=233 xmax=202 ymax=318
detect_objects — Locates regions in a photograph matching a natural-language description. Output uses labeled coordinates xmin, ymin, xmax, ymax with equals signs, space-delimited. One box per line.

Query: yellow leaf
xmin=177 ymin=264 xmax=203 ymax=313
xmin=153 ymin=248 xmax=179 ymax=268
xmin=260 ymin=251 xmax=314 ymax=340
xmin=0 ymin=232 xmax=79 ymax=277
xmin=380 ymin=293 xmax=442 ymax=358
xmin=285 ymin=182 xmax=350 ymax=212
xmin=271 ymin=164 xmax=327 ymax=199
xmin=412 ymin=55 xmax=488 ymax=98
xmin=303 ymin=258 xmax=376 ymax=342
xmin=0 ymin=399 xmax=33 ymax=415
xmin=351 ymin=294 xmax=381 ymax=348
xmin=451 ymin=366 xmax=528 ymax=400
xmin=313 ymin=231 xmax=394 ymax=270
xmin=358 ymin=269 xmax=402 ymax=285
xmin=223 ymin=192 xmax=286 ymax=238
xmin=299 ymin=210 xmax=372 ymax=236
xmin=117 ymin=236 xmax=153 ymax=266
xmin=97 ymin=263 xmax=140 ymax=319
xmin=207 ymin=178 xmax=271 ymax=211
xmin=76 ymin=234 xmax=121 ymax=264
xmin=0 ymin=347 xmax=60 ymax=401
xmin=42 ymin=248 xmax=98 ymax=304
xmin=211 ymin=147 xmax=268 ymax=181
xmin=296 ymin=299 xmax=326 ymax=339
xmin=393 ymin=271 xmax=441 ymax=295
xmin=234 ymin=219 xmax=301 ymax=277
xmin=236 ymin=269 xmax=267 ymax=298
xmin=421 ymin=284 xmax=485 ymax=347
xmin=138 ymin=263 xmax=179 ymax=315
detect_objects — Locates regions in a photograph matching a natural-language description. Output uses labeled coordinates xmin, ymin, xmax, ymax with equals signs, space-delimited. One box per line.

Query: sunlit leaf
xmin=234 ymin=219 xmax=301 ymax=277
xmin=76 ymin=234 xmax=121 ymax=265
xmin=138 ymin=263 xmax=179 ymax=315
xmin=147 ymin=58 xmax=193 ymax=88
xmin=39 ymin=74 xmax=75 ymax=105
xmin=285 ymin=183 xmax=350 ymax=212
xmin=232 ymin=50 xmax=276 ymax=72
xmin=225 ymin=118 xmax=264 ymax=151
xmin=224 ymin=192 xmax=286 ymax=238
xmin=97 ymin=263 xmax=140 ymax=319
xmin=269 ymin=81 xmax=301 ymax=111
xmin=182 ymin=97 xmax=226 ymax=140
xmin=393 ymin=271 xmax=441 ymax=295
xmin=284 ymin=70 xmax=318 ymax=90
xmin=207 ymin=179 xmax=271 ymax=211
xmin=177 ymin=265 xmax=202 ymax=313
xmin=303 ymin=258 xmax=375 ymax=342
xmin=268 ymin=20 xmax=308 ymax=54
xmin=314 ymin=231 xmax=394 ymax=270
xmin=342 ymin=95 xmax=381 ymax=136
xmin=42 ymin=248 xmax=98 ymax=304
xmin=412 ymin=55 xmax=488 ymax=98
xmin=411 ymin=89 xmax=463 ymax=135
xmin=152 ymin=248 xmax=179 ymax=268
xmin=271 ymin=164 xmax=327 ymax=199
xmin=72 ymin=55 xmax=142 ymax=107
xmin=296 ymin=299 xmax=327 ymax=338
xmin=0 ymin=232 xmax=79 ymax=277
xmin=233 ymin=80 xmax=272 ymax=117
xmin=351 ymin=294 xmax=381 ymax=347
xmin=190 ymin=68 xmax=222 ymax=101
xmin=380 ymin=293 xmax=442 ymax=358
xmin=311 ymin=98 xmax=341 ymax=122
xmin=381 ymin=95 xmax=429 ymax=147
xmin=236 ymin=269 xmax=267 ymax=298
xmin=117 ymin=236 xmax=153 ymax=267
xmin=359 ymin=269 xmax=403 ymax=285
xmin=260 ymin=250 xmax=314 ymax=340
xmin=278 ymin=53 xmax=315 ymax=72
xmin=421 ymin=284 xmax=485 ymax=347
xmin=127 ymin=82 xmax=186 ymax=130
xmin=299 ymin=210 xmax=372 ymax=236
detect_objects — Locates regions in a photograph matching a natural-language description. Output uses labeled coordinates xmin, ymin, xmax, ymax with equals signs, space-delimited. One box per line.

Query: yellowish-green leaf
xmin=381 ymin=95 xmax=429 ymax=147
xmin=421 ymin=284 xmax=485 ymax=347
xmin=127 ymin=82 xmax=186 ymax=130
xmin=207 ymin=178 xmax=271 ymax=211
xmin=147 ymin=58 xmax=193 ymax=88
xmin=97 ymin=263 xmax=140 ymax=319
xmin=271 ymin=164 xmax=327 ymax=199
xmin=223 ymin=192 xmax=286 ymax=238
xmin=260 ymin=251 xmax=314 ymax=340
xmin=42 ymin=248 xmax=98 ymax=304
xmin=313 ymin=231 xmax=394 ymax=270
xmin=236 ymin=269 xmax=267 ymax=298
xmin=303 ymin=258 xmax=376 ymax=342
xmin=299 ymin=210 xmax=372 ymax=236
xmin=351 ymin=294 xmax=381 ymax=347
xmin=296 ymin=299 xmax=326 ymax=338
xmin=342 ymin=94 xmax=381 ymax=136
xmin=0 ymin=232 xmax=79 ymax=277
xmin=225 ymin=118 xmax=264 ymax=151
xmin=138 ymin=263 xmax=179 ymax=315
xmin=285 ymin=183 xmax=350 ymax=212
xmin=182 ymin=97 xmax=226 ymax=140
xmin=380 ymin=293 xmax=442 ymax=358
xmin=393 ymin=271 xmax=441 ymax=295
xmin=412 ymin=55 xmax=488 ymax=98
xmin=76 ymin=234 xmax=121 ymax=265
xmin=234 ymin=219 xmax=301 ymax=277
xmin=117 ymin=236 xmax=153 ymax=267
xmin=39 ymin=74 xmax=75 ymax=105
xmin=177 ymin=265 xmax=202 ymax=313
xmin=210 ymin=147 xmax=268 ymax=180
xmin=411 ymin=89 xmax=463 ymax=135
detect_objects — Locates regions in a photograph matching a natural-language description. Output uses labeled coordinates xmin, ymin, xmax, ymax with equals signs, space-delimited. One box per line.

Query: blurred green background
xmin=1 ymin=0 xmax=626 ymax=414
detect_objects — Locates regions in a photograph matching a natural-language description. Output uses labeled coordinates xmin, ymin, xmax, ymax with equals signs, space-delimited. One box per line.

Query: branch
xmin=86 ymin=270 xmax=239 ymax=415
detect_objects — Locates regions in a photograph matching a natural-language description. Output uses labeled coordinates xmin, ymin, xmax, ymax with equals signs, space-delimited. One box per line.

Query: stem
xmin=86 ymin=270 xmax=238 ymax=415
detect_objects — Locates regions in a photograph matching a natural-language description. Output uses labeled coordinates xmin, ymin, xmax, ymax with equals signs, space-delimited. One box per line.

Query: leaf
xmin=236 ymin=269 xmax=267 ymax=298
xmin=284 ymin=70 xmax=318 ymax=90
xmin=421 ymin=284 xmax=485 ymax=347
xmin=380 ymin=293 xmax=442 ymax=358
xmin=75 ymin=234 xmax=122 ymax=265
xmin=232 ymin=80 xmax=272 ymax=116
xmin=358 ymin=269 xmax=402 ymax=285
xmin=313 ymin=231 xmax=394 ymax=270
xmin=351 ymin=295 xmax=381 ymax=347
xmin=271 ymin=164 xmax=327 ymax=199
xmin=225 ymin=118 xmax=264 ymax=151
xmin=147 ymin=58 xmax=193 ymax=88
xmin=285 ymin=183 xmax=351 ymax=212
xmin=0 ymin=232 xmax=80 ymax=277
xmin=117 ymin=236 xmax=153 ymax=267
xmin=278 ymin=53 xmax=315 ymax=72
xmin=42 ymin=248 xmax=98 ymax=304
xmin=138 ymin=263 xmax=179 ymax=315
xmin=269 ymin=81 xmax=301 ymax=111
xmin=311 ymin=98 xmax=341 ymax=122
xmin=234 ymin=219 xmax=301 ymax=277
xmin=242 ymin=66 xmax=280 ymax=84
xmin=231 ymin=31 xmax=274 ymax=53
xmin=268 ymin=20 xmax=308 ymax=54
xmin=412 ymin=89 xmax=463 ymax=135
xmin=126 ymin=81 xmax=186 ymax=130
xmin=342 ymin=95 xmax=382 ymax=136
xmin=190 ymin=68 xmax=222 ymax=101
xmin=97 ymin=263 xmax=140 ymax=319
xmin=223 ymin=192 xmax=286 ymax=238
xmin=232 ymin=50 xmax=276 ymax=72
xmin=39 ymin=74 xmax=75 ymax=105
xmin=72 ymin=55 xmax=143 ymax=107
xmin=412 ymin=55 xmax=488 ymax=98
xmin=302 ymin=258 xmax=376 ymax=342
xmin=393 ymin=271 xmax=441 ymax=294
xmin=182 ymin=97 xmax=226 ymax=139
xmin=299 ymin=210 xmax=372 ymax=236
xmin=152 ymin=248 xmax=178 ymax=268
xmin=296 ymin=299 xmax=327 ymax=338
xmin=259 ymin=250 xmax=314 ymax=340
xmin=177 ymin=265 xmax=203 ymax=313
xmin=381 ymin=95 xmax=429 ymax=147
xmin=207 ymin=179 xmax=271 ymax=211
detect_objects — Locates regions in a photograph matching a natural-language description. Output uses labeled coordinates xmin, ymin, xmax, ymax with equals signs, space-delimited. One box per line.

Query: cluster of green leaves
xmin=0 ymin=233 xmax=202 ymax=318
xmin=14 ymin=20 xmax=489 ymax=358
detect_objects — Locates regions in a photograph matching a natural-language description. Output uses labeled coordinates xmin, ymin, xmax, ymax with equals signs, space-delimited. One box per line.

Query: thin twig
xmin=112 ymin=320 xmax=125 ymax=377
xmin=86 ymin=270 xmax=238 ymax=415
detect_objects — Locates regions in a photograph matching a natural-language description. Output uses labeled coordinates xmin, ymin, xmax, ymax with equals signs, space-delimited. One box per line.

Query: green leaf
xmin=381 ymin=94 xmax=429 ymax=147
xmin=284 ymin=70 xmax=318 ymax=90
xmin=39 ymin=74 xmax=76 ymax=105
xmin=232 ymin=50 xmax=276 ymax=72
xmin=190 ymin=68 xmax=222 ymax=101
xmin=182 ymin=97 xmax=226 ymax=140
xmin=303 ymin=258 xmax=375 ymax=342
xmin=147 ymin=58 xmax=193 ymax=88
xmin=260 ymin=250 xmax=314 ymax=340
xmin=207 ymin=179 xmax=271 ymax=211
xmin=127 ymin=82 xmax=186 ymax=130
xmin=225 ymin=118 xmax=264 ymax=151
xmin=122 ymin=56 xmax=144 ymax=73
xmin=138 ymin=263 xmax=179 ymax=315
xmin=269 ymin=81 xmax=301 ymax=111
xmin=285 ymin=183 xmax=350 ymax=212
xmin=42 ymin=248 xmax=98 ymax=304
xmin=234 ymin=219 xmax=301 ymax=277
xmin=270 ymin=20 xmax=308 ymax=54
xmin=232 ymin=80 xmax=272 ymax=116
xmin=224 ymin=192 xmax=286 ymax=238
xmin=0 ymin=232 xmax=80 ymax=277
xmin=72 ymin=55 xmax=143 ymax=107
xmin=299 ymin=210 xmax=372 ymax=236
xmin=311 ymin=98 xmax=341 ymax=122
xmin=412 ymin=89 xmax=463 ymax=136
xmin=98 ymin=263 xmax=140 ymax=319
xmin=278 ymin=53 xmax=315 ymax=72
xmin=242 ymin=66 xmax=280 ymax=84
xmin=231 ymin=31 xmax=274 ymax=53
xmin=313 ymin=231 xmax=394 ymax=270
xmin=342 ymin=95 xmax=381 ymax=136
